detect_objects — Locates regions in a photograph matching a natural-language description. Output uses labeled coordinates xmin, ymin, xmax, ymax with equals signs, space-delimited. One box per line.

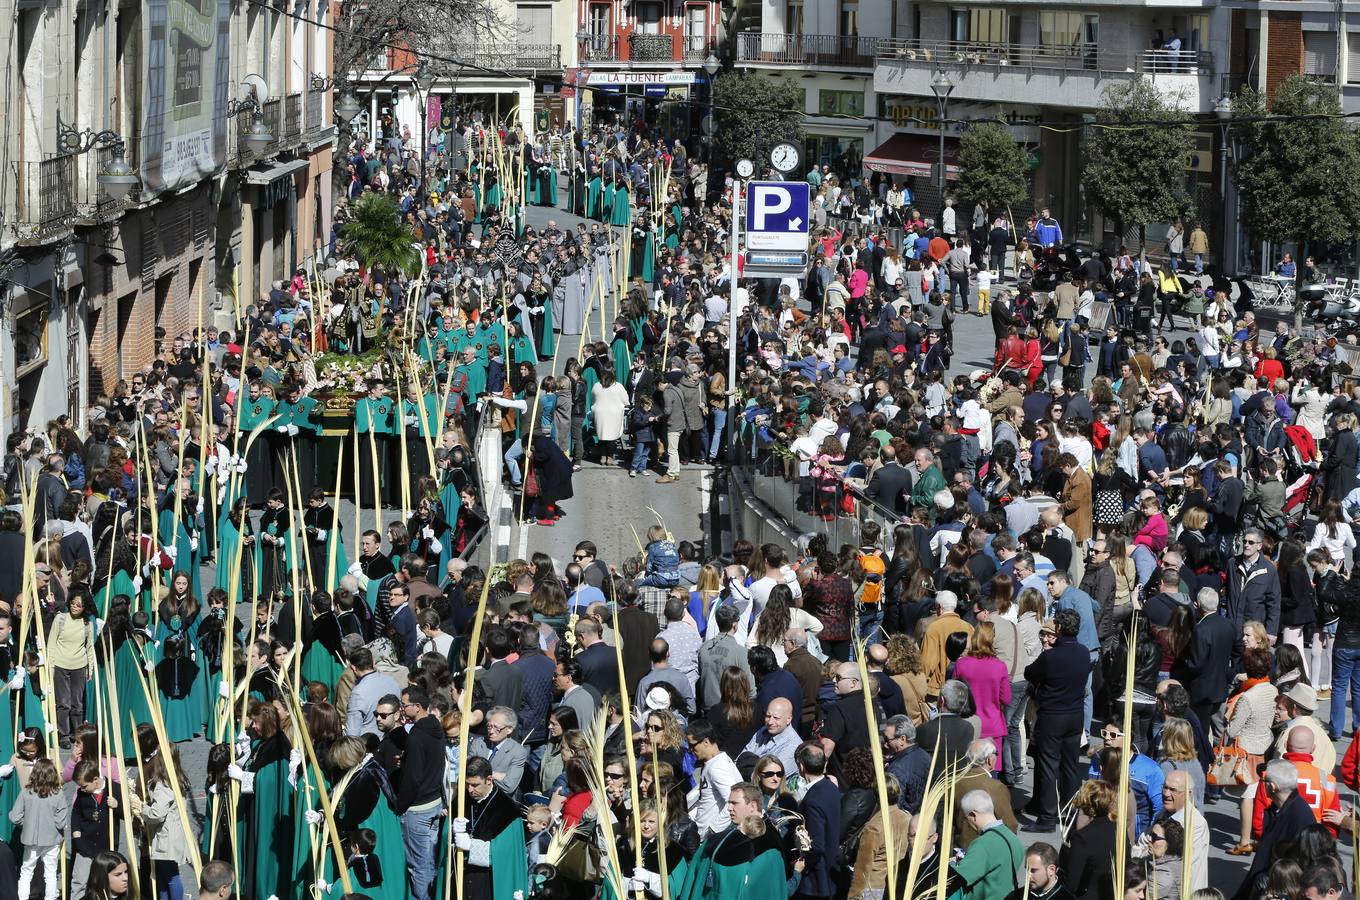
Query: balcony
xmin=738 ymin=32 xmax=882 ymax=71
xmin=580 ymin=34 xmax=620 ymax=62
xmin=284 ymin=92 xmax=303 ymax=146
xmin=577 ymin=33 xmax=700 ymax=65
xmin=11 ymin=155 xmax=76 ymax=243
xmin=682 ymin=35 xmax=713 ymax=62
xmin=630 ymin=33 xmax=674 ymax=62
xmin=306 ymin=88 xmax=326 ymax=134
xmin=73 ymin=145 xmax=124 ymax=224
xmin=875 ymin=39 xmax=1217 ymax=111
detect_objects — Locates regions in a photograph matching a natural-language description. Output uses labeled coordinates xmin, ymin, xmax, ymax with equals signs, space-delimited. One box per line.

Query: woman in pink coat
xmin=952 ymin=621 xmax=1012 ymax=771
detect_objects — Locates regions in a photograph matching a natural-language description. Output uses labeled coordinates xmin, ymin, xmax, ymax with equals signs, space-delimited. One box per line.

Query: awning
xmin=244 ymin=157 xmax=310 ymax=185
xmin=863 ymin=133 xmax=960 ymax=179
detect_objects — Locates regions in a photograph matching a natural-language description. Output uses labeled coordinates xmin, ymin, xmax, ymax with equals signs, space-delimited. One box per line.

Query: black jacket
xmin=72 ymin=781 xmax=122 ymax=858
xmin=1024 ymin=635 xmax=1089 ymax=714
xmin=1175 ymin=611 xmax=1236 ymax=706
xmin=394 ymin=715 xmax=445 ymax=813
xmin=863 ymin=462 xmax=914 ymax=515
xmin=1328 ymin=570 xmax=1360 ymax=649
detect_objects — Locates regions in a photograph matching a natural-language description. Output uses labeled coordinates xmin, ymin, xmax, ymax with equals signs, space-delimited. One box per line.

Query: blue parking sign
xmin=745 ymin=181 xmax=810 ymax=252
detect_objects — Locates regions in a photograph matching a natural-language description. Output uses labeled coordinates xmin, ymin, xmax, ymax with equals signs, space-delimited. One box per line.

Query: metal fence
xmin=12 ymin=155 xmax=76 ymax=239
xmin=877 ymin=38 xmax=1213 ymax=75
xmin=738 ymin=32 xmax=882 ymax=69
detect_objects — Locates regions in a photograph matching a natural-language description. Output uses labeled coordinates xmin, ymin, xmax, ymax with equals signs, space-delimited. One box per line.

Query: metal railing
xmin=629 ymin=33 xmax=675 ymax=61
xmin=73 ymin=145 xmax=122 ymax=222
xmin=284 ymin=93 xmax=303 ymax=144
xmin=738 ymin=32 xmax=882 ymax=69
xmin=877 ymin=38 xmax=1213 ymax=75
xmin=579 ymin=34 xmax=620 ymax=62
xmin=735 ymin=436 xmax=905 ymax=559
xmin=306 ymin=88 xmax=325 ymax=133
xmin=682 ymin=35 xmax=712 ymax=61
xmin=12 ymin=155 xmax=76 ymax=240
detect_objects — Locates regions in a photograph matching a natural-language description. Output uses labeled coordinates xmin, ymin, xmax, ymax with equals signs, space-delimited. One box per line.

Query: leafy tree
xmin=954 ymin=120 xmax=1029 ymax=213
xmin=340 ymin=193 xmax=421 ymax=276
xmin=1232 ymin=74 xmax=1360 ymax=325
xmin=712 ymin=73 xmax=804 ymax=169
xmin=1081 ymin=77 xmax=1194 ymax=250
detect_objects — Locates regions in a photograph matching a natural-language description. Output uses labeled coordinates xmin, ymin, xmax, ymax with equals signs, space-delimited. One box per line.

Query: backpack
xmin=856 ymin=550 xmax=886 ymax=606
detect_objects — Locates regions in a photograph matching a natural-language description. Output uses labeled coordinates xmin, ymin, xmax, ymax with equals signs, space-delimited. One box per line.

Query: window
xmin=950 ymin=8 xmax=1013 ymax=45
xmin=686 ymin=6 xmax=708 ymax=55
xmin=588 ymin=3 xmax=610 ymax=37
xmin=1039 ymin=11 xmax=1095 ymax=53
xmin=819 ymin=89 xmax=865 ymax=116
xmin=1348 ymin=33 xmax=1360 ymax=83
xmin=786 ymin=0 xmax=803 ymax=35
xmin=1304 ymin=31 xmax=1337 ymax=81
xmin=839 ymin=0 xmax=858 ymax=36
xmin=517 ymin=4 xmax=552 ymax=46
xmin=635 ymin=1 xmax=662 ymax=34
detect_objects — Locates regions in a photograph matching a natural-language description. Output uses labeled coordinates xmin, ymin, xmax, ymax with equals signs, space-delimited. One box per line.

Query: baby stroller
xmin=1282 ymin=424 xmax=1322 ymax=529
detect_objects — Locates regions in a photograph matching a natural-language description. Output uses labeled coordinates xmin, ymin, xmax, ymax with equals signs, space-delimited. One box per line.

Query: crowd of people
xmin=2 ymin=107 xmax=1360 ymax=900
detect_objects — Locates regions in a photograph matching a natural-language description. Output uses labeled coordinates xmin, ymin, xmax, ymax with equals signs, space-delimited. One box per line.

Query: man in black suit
xmin=990 ymin=291 xmax=1019 ymax=343
xmin=793 ymin=742 xmax=840 ymax=900
xmin=477 ymin=625 xmax=524 ymax=712
xmin=1233 ymin=760 xmax=1320 ymax=900
xmin=1022 ymin=609 xmax=1088 ymax=833
xmin=1175 ymin=587 xmax=1235 ymax=732
xmin=916 ymin=678 xmax=976 ymax=787
xmin=572 ymin=618 xmax=619 ymax=696
xmin=863 ymin=445 xmax=914 ymax=515
xmin=626 ymin=350 xmax=658 ymax=405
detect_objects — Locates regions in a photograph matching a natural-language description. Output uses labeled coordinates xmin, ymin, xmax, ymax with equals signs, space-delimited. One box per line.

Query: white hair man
xmin=920 ymin=591 xmax=973 ymax=693
xmin=1180 ymin=585 xmax=1236 ymax=733
xmin=950 ymin=789 xmax=1023 ymax=899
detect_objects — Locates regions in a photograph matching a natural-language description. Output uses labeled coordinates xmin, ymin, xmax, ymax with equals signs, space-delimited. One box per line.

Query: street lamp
xmin=227 ymin=96 xmax=274 ymax=155
xmin=335 ymin=91 xmax=362 ymax=125
xmin=929 ymin=69 xmax=954 ymax=200
xmin=57 ymin=117 xmax=139 ymax=201
xmin=1215 ymin=94 xmax=1235 ymax=275
xmin=412 ymin=63 xmax=437 ymax=191
xmin=703 ymin=53 xmax=720 ymax=163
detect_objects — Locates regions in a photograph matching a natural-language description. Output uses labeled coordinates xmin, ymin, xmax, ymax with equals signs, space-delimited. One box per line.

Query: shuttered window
xmin=1347 ymin=33 xmax=1360 ymax=83
xmin=1303 ymin=31 xmax=1337 ymax=80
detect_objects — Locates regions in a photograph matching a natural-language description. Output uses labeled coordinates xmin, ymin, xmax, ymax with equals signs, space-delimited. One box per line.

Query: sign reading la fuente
xmin=586 ymin=72 xmax=697 ymax=86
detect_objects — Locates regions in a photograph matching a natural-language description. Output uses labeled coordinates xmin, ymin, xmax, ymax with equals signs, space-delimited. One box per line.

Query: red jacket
xmin=1251 ymin=751 xmax=1339 ymax=838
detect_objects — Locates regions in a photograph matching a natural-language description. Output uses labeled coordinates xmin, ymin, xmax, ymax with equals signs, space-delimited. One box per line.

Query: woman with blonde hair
xmin=1157 ymin=717 xmax=1205 ymax=807
xmin=951 ymin=622 xmax=1010 ymax=769
xmin=689 ymin=563 xmax=723 ymax=635
xmin=883 ymin=634 xmax=930 ymax=724
xmin=325 ymin=735 xmax=406 ymax=900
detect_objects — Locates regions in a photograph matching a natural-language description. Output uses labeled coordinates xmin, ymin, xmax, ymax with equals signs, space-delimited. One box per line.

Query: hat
xmin=890 ymin=344 xmax=907 ymax=354
xmin=644 ymin=686 xmax=672 ymax=711
xmin=1284 ymin=683 xmax=1317 ymax=712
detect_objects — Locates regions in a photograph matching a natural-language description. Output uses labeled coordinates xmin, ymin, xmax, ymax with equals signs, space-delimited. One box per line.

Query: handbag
xmin=1208 ymin=738 xmax=1252 ymax=786
xmin=524 ymin=467 xmax=541 ymax=498
xmin=555 ymin=830 xmax=602 ymax=883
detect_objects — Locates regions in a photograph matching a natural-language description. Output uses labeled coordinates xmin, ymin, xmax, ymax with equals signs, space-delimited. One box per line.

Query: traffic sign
xmin=745 ymin=181 xmax=810 ymax=253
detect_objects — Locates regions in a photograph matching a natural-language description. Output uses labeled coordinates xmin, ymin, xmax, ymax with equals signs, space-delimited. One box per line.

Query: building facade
xmin=0 ymin=0 xmax=335 ymax=435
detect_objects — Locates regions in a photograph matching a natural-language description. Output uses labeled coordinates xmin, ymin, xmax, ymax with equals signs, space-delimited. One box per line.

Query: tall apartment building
xmin=0 ymin=0 xmax=335 ymax=435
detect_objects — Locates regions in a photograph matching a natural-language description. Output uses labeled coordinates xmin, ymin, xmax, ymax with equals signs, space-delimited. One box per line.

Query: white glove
xmin=0 ymin=764 xmax=13 ymax=778
xmin=164 ymin=546 xmax=178 ymax=561
xmin=277 ymin=425 xmax=289 ymax=434
xmin=453 ymin=832 xmax=472 ymax=852
xmin=421 ymin=526 xmax=434 ymax=540
xmin=304 ymin=809 xmax=324 ymax=827
xmin=143 ymin=659 xmax=154 ymax=673
xmin=196 ymin=497 xmax=205 ymax=516
xmin=405 ymin=416 xmax=417 ymax=427
xmin=36 ymin=652 xmax=44 ymax=667
xmin=627 ymin=877 xmax=648 ymax=893
xmin=204 ymin=456 xmax=217 ymax=475
xmin=140 ymin=563 xmax=152 ymax=579
xmin=288 ymin=424 xmax=299 ymax=437
xmin=313 ymin=881 xmax=332 ymax=895
xmin=235 ymin=459 xmax=248 ymax=475
xmin=227 ymin=764 xmax=256 ymax=793
xmin=452 ymin=817 xmax=469 ymax=834
xmin=190 ymin=536 xmax=199 ymax=552
xmin=9 ymin=670 xmax=24 ymax=690
xmin=218 ymin=681 xmax=231 ymax=699
xmin=430 ymin=538 xmax=443 ymax=555
xmin=288 ymin=748 xmax=304 ymax=786
xmin=315 ymin=529 xmax=327 ymax=542
xmin=131 ymin=574 xmax=143 ymax=594
xmin=347 ymin=562 xmax=362 ymax=577
xmin=235 ymin=731 xmax=251 ymax=763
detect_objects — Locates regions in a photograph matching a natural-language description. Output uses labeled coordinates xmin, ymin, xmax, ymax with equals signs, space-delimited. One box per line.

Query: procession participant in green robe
xmin=400 ymin=385 xmax=434 ymax=487
xmin=611 ymin=178 xmax=633 ymax=227
xmin=258 ymin=489 xmax=294 ymax=601
xmin=451 ymin=756 xmax=529 ymax=900
xmin=108 ymin=612 xmax=155 ymax=752
xmin=671 ymin=782 xmax=789 ymax=900
xmin=237 ymin=380 xmax=276 ymax=506
xmin=157 ymin=482 xmax=203 ymax=601
xmin=276 ymin=381 xmax=322 ymax=489
xmin=216 ymin=497 xmax=259 ymax=607
xmin=507 ymin=321 xmax=537 ymax=367
xmin=196 ymin=587 xmax=239 ymax=740
xmin=454 ymin=348 xmax=487 ymax=407
xmin=319 ymin=736 xmax=409 ymax=900
xmin=227 ymin=699 xmax=296 ymax=900
xmin=405 ymin=496 xmax=452 ymax=577
xmin=587 ymin=173 xmax=604 ymax=220
xmin=611 ymin=320 xmax=633 ymax=386
xmin=154 ymin=635 xmax=206 ymax=742
xmin=612 ymin=798 xmax=696 ymax=900
xmin=298 ymin=590 xmax=346 ymax=693
xmin=302 ymin=488 xmax=345 ymax=592
xmin=354 ymin=378 xmax=397 ymax=509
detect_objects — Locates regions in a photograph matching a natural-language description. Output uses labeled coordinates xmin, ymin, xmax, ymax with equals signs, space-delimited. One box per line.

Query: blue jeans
xmin=630 ymin=440 xmax=651 ymax=473
xmin=856 ymin=608 xmax=884 ymax=647
xmin=401 ymin=803 xmax=443 ymax=900
xmin=708 ymin=409 xmax=727 ymax=461
xmin=154 ymin=860 xmax=183 ymax=900
xmin=1003 ymin=679 xmax=1029 ymax=781
xmin=505 ymin=439 xmax=524 ymax=486
xmin=1083 ymin=652 xmax=1097 ymax=738
xmin=1331 ymin=646 xmax=1360 ymax=737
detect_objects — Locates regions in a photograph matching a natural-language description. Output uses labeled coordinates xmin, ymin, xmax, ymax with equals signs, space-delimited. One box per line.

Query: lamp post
xmin=929 ymin=69 xmax=954 ymax=202
xmin=703 ymin=53 xmax=720 ymax=163
xmin=56 ymin=119 xmax=139 ymax=201
xmin=1214 ymin=94 xmax=1236 ymax=275
xmin=412 ymin=63 xmax=437 ymax=192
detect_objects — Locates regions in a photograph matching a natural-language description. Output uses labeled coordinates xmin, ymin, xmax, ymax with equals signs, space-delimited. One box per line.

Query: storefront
xmin=582 ymin=71 xmax=702 ymax=141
